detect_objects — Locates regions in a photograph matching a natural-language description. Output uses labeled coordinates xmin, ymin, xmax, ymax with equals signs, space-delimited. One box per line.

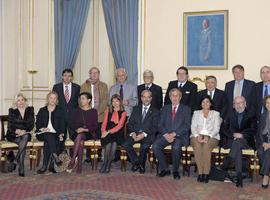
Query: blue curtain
xmin=102 ymin=0 xmax=139 ymax=85
xmin=54 ymin=0 xmax=91 ymax=82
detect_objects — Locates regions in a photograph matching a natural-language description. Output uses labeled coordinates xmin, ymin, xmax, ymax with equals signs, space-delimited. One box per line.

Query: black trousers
xmin=258 ymin=145 xmax=270 ymax=176
xmin=122 ymin=136 xmax=152 ymax=167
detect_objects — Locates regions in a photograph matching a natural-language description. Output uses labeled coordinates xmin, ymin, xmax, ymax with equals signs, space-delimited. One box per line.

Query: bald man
xmin=221 ymin=96 xmax=257 ymax=187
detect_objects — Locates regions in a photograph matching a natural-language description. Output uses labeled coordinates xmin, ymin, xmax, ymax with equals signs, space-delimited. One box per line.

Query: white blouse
xmin=190 ymin=110 xmax=222 ymax=140
xmin=47 ymin=111 xmax=56 ymax=133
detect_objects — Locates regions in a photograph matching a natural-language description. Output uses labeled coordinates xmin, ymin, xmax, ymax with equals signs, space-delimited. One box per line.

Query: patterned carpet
xmin=0 ymin=162 xmax=269 ymax=200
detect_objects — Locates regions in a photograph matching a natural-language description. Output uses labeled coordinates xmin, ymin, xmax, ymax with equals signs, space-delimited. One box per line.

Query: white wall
xmin=0 ymin=0 xmax=114 ymax=115
xmin=142 ymin=0 xmax=270 ymax=90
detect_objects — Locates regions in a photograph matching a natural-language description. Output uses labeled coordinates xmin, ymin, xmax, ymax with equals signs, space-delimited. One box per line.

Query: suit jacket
xmin=257 ymin=111 xmax=270 ymax=148
xmin=253 ymin=81 xmax=265 ymax=120
xmin=164 ymin=80 xmax=198 ymax=111
xmin=197 ymin=88 xmax=228 ymax=119
xmin=225 ymin=79 xmax=255 ymax=116
xmin=52 ymin=82 xmax=81 ymax=118
xmin=35 ymin=106 xmax=65 ymax=136
xmin=223 ymin=109 xmax=257 ymax=149
xmin=158 ymin=104 xmax=191 ymax=146
xmin=127 ymin=105 xmax=160 ymax=144
xmin=6 ymin=106 xmax=35 ymax=141
xmin=109 ymin=81 xmax=138 ymax=116
xmin=137 ymin=83 xmax=163 ymax=110
xmin=191 ymin=110 xmax=221 ymax=140
xmin=80 ymin=81 xmax=109 ymax=122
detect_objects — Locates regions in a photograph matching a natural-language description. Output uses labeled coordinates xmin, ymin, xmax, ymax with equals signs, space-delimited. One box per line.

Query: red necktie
xmin=172 ymin=106 xmax=176 ymax=121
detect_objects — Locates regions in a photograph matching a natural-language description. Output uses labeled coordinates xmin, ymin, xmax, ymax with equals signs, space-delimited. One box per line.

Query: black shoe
xmin=84 ymin=158 xmax=91 ymax=164
xmin=203 ymin=174 xmax=209 ymax=183
xmin=99 ymin=161 xmax=107 ymax=173
xmin=48 ymin=167 xmax=57 ymax=173
xmin=236 ymin=173 xmax=243 ymax=187
xmin=262 ymin=184 xmax=269 ymax=189
xmin=105 ymin=161 xmax=112 ymax=173
xmin=157 ymin=170 xmax=171 ymax=177
xmin=221 ymin=156 xmax=233 ymax=171
xmin=131 ymin=163 xmax=140 ymax=172
xmin=197 ymin=174 xmax=203 ymax=182
xmin=19 ymin=172 xmax=25 ymax=177
xmin=37 ymin=166 xmax=47 ymax=174
xmin=139 ymin=165 xmax=145 ymax=174
xmin=173 ymin=171 xmax=180 ymax=180
xmin=7 ymin=162 xmax=16 ymax=172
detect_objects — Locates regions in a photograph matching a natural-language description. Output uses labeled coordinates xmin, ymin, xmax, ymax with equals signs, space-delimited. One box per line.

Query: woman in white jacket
xmin=191 ymin=96 xmax=221 ymax=183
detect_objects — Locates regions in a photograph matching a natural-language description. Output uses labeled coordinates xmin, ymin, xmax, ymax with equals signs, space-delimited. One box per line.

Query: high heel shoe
xmin=37 ymin=166 xmax=47 ymax=174
xmin=262 ymin=184 xmax=269 ymax=189
xmin=262 ymin=175 xmax=269 ymax=189
xmin=66 ymin=157 xmax=78 ymax=173
xmin=105 ymin=160 xmax=112 ymax=173
xmin=19 ymin=172 xmax=25 ymax=177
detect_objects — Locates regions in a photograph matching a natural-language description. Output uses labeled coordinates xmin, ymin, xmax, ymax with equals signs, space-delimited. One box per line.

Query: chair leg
xmin=29 ymin=149 xmax=33 ymax=170
xmin=37 ymin=149 xmax=41 ymax=167
xmin=0 ymin=151 xmax=7 ymax=173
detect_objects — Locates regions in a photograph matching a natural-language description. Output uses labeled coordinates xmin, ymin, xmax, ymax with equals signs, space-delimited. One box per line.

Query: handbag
xmin=209 ymin=166 xmax=227 ymax=181
xmin=54 ymin=150 xmax=71 ymax=173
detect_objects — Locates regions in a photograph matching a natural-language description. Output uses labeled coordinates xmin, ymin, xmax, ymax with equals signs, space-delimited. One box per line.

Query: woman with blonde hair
xmin=6 ymin=93 xmax=34 ymax=177
xmin=36 ymin=91 xmax=65 ymax=174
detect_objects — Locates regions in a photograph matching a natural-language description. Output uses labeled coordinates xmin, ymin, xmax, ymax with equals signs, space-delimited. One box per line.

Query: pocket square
xmin=185 ymin=91 xmax=190 ymax=94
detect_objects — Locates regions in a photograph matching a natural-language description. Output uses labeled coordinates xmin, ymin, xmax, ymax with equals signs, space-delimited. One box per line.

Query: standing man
xmin=225 ymin=65 xmax=255 ymax=116
xmin=52 ymin=68 xmax=81 ymax=151
xmin=197 ymin=75 xmax=227 ymax=119
xmin=164 ymin=66 xmax=197 ymax=111
xmin=153 ymin=88 xmax=191 ymax=180
xmin=253 ymin=66 xmax=270 ymax=120
xmin=109 ymin=68 xmax=138 ymax=117
xmin=137 ymin=69 xmax=163 ymax=110
xmin=123 ymin=90 xmax=160 ymax=174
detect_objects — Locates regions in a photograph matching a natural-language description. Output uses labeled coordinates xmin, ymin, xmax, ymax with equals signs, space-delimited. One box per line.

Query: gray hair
xmin=115 ymin=68 xmax=127 ymax=77
xmin=143 ymin=69 xmax=154 ymax=77
xmin=169 ymin=88 xmax=182 ymax=98
xmin=12 ymin=93 xmax=28 ymax=108
xmin=141 ymin=89 xmax=152 ymax=97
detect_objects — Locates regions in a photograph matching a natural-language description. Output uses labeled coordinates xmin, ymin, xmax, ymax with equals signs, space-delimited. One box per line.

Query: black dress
xmin=101 ymin=111 xmax=126 ymax=146
xmin=6 ymin=106 xmax=34 ymax=142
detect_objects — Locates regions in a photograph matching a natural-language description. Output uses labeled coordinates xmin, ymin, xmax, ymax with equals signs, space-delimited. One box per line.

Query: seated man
xmin=123 ymin=90 xmax=160 ymax=174
xmin=152 ymin=88 xmax=191 ymax=180
xmin=221 ymin=96 xmax=257 ymax=187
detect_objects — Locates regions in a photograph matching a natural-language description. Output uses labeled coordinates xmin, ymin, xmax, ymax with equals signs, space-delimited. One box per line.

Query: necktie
xmin=142 ymin=106 xmax=147 ymax=122
xmin=172 ymin=106 xmax=177 ymax=121
xmin=120 ymin=85 xmax=123 ymax=99
xmin=64 ymin=85 xmax=70 ymax=103
xmin=236 ymin=81 xmax=241 ymax=97
xmin=145 ymin=85 xmax=149 ymax=90
xmin=264 ymin=85 xmax=268 ymax=98
xmin=209 ymin=91 xmax=213 ymax=99
xmin=179 ymin=83 xmax=182 ymax=88
xmin=93 ymin=84 xmax=99 ymax=109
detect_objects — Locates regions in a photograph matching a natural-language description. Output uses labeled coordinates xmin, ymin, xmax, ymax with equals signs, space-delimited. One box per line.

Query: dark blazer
xmin=223 ymin=109 xmax=257 ymax=149
xmin=137 ymin=83 xmax=163 ymax=110
xmin=6 ymin=106 xmax=35 ymax=141
xmin=257 ymin=111 xmax=270 ymax=148
xmin=36 ymin=106 xmax=65 ymax=136
xmin=197 ymin=88 xmax=228 ymax=119
xmin=164 ymin=80 xmax=197 ymax=111
xmin=52 ymin=82 xmax=81 ymax=116
xmin=127 ymin=105 xmax=160 ymax=144
xmin=253 ymin=81 xmax=265 ymax=120
xmin=225 ymin=79 xmax=255 ymax=116
xmin=158 ymin=104 xmax=191 ymax=146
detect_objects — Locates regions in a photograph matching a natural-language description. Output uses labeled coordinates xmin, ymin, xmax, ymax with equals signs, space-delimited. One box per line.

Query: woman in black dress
xmin=36 ymin=91 xmax=65 ymax=174
xmin=67 ymin=92 xmax=98 ymax=174
xmin=99 ymin=94 xmax=127 ymax=173
xmin=6 ymin=93 xmax=34 ymax=177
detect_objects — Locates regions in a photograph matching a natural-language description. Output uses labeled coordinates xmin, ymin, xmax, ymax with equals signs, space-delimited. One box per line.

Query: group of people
xmin=5 ymin=65 xmax=270 ymax=189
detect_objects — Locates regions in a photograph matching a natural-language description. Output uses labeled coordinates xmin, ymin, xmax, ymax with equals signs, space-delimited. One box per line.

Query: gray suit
xmin=109 ymin=81 xmax=138 ymax=116
xmin=152 ymin=104 xmax=191 ymax=173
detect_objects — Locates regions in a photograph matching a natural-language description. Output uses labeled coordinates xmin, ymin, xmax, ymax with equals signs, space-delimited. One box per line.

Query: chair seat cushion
xmin=0 ymin=141 xmax=32 ymax=149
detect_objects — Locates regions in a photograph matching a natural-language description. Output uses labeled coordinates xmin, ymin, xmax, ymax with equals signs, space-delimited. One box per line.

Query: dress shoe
xmin=236 ymin=173 xmax=243 ymax=187
xmin=197 ymin=174 xmax=203 ymax=182
xmin=157 ymin=170 xmax=171 ymax=177
xmin=131 ymin=164 xmax=140 ymax=172
xmin=37 ymin=166 xmax=47 ymax=174
xmin=19 ymin=172 xmax=25 ymax=177
xmin=84 ymin=158 xmax=91 ymax=164
xmin=139 ymin=165 xmax=145 ymax=174
xmin=203 ymin=174 xmax=209 ymax=183
xmin=173 ymin=171 xmax=180 ymax=180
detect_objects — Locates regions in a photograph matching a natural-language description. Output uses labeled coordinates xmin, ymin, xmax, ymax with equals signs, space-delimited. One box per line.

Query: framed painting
xmin=183 ymin=10 xmax=228 ymax=69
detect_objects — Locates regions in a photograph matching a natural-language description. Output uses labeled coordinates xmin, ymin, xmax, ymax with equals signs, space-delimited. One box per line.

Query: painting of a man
xmin=199 ymin=19 xmax=212 ymax=63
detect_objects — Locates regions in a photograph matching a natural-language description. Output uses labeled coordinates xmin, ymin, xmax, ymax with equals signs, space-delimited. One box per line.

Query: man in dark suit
xmin=153 ymin=88 xmax=191 ymax=180
xmin=253 ymin=66 xmax=270 ymax=120
xmin=225 ymin=65 xmax=255 ymax=116
xmin=52 ymin=68 xmax=81 ymax=145
xmin=137 ymin=70 xmax=163 ymax=110
xmin=164 ymin=66 xmax=197 ymax=111
xmin=221 ymin=96 xmax=257 ymax=187
xmin=123 ymin=90 xmax=160 ymax=173
xmin=197 ymin=75 xmax=227 ymax=119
